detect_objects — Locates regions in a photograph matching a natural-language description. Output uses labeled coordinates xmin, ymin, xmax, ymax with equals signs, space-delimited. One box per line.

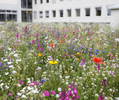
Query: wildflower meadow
xmin=0 ymin=22 xmax=119 ymax=100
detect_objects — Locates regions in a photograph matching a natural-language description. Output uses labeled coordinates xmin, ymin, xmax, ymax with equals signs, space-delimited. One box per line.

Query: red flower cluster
xmin=92 ymin=57 xmax=103 ymax=64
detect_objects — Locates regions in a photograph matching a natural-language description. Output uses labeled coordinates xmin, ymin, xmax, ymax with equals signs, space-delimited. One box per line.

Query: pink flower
xmin=98 ymin=95 xmax=105 ymax=100
xmin=31 ymin=40 xmax=35 ymax=44
xmin=28 ymin=81 xmax=39 ymax=86
xmin=18 ymin=80 xmax=24 ymax=85
xmin=52 ymin=33 xmax=55 ymax=35
xmin=51 ymin=91 xmax=56 ymax=95
xmin=36 ymin=44 xmax=40 ymax=50
xmin=8 ymin=93 xmax=12 ymax=96
xmin=42 ymin=91 xmax=49 ymax=97
xmin=36 ymin=34 xmax=39 ymax=37
xmin=110 ymin=71 xmax=114 ymax=76
xmin=40 ymin=48 xmax=43 ymax=52
xmin=16 ymin=34 xmax=19 ymax=38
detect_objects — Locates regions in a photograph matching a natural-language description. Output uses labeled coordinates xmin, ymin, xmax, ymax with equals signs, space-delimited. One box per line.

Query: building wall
xmin=110 ymin=9 xmax=119 ymax=27
xmin=0 ymin=0 xmax=17 ymax=5
xmin=33 ymin=0 xmax=119 ymax=23
xmin=0 ymin=0 xmax=19 ymax=22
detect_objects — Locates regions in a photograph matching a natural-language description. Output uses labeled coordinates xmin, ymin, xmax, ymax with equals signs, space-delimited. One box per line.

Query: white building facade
xmin=0 ymin=0 xmax=119 ymax=26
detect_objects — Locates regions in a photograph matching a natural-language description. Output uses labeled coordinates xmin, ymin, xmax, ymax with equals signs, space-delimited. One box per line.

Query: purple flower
xmin=51 ymin=91 xmax=56 ymax=95
xmin=59 ymin=82 xmax=79 ymax=100
xmin=110 ymin=71 xmax=114 ymax=76
xmin=24 ymin=27 xmax=27 ymax=33
xmin=36 ymin=44 xmax=40 ymax=50
xmin=98 ymin=94 xmax=105 ymax=100
xmin=52 ymin=33 xmax=55 ymax=35
xmin=0 ymin=62 xmax=2 ymax=67
xmin=40 ymin=48 xmax=43 ymax=52
xmin=101 ymin=79 xmax=108 ymax=87
xmin=80 ymin=59 xmax=86 ymax=66
xmin=34 ymin=81 xmax=39 ymax=85
xmin=42 ymin=91 xmax=49 ymax=97
xmin=113 ymin=63 xmax=118 ymax=69
xmin=31 ymin=40 xmax=35 ymax=44
xmin=41 ymin=79 xmax=45 ymax=82
xmin=36 ymin=68 xmax=40 ymax=70
xmin=18 ymin=80 xmax=24 ymax=85
xmin=56 ymin=29 xmax=59 ymax=32
xmin=97 ymin=64 xmax=100 ymax=71
xmin=36 ymin=33 xmax=39 ymax=37
xmin=16 ymin=34 xmax=19 ymax=38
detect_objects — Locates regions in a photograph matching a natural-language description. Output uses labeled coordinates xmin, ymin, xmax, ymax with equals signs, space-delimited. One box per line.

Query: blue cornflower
xmin=96 ymin=49 xmax=99 ymax=52
xmin=102 ymin=50 xmax=105 ymax=53
xmin=41 ymin=79 xmax=45 ymax=82
xmin=0 ymin=62 xmax=2 ymax=67
xmin=96 ymin=52 xmax=98 ymax=54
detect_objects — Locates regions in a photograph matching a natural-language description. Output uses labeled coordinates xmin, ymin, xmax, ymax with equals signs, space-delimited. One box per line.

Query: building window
xmin=40 ymin=0 xmax=43 ymax=3
xmin=52 ymin=0 xmax=56 ymax=3
xmin=76 ymin=9 xmax=80 ymax=17
xmin=107 ymin=9 xmax=111 ymax=16
xmin=45 ymin=11 xmax=49 ymax=18
xmin=85 ymin=8 xmax=90 ymax=16
xmin=39 ymin=11 xmax=43 ymax=18
xmin=96 ymin=7 xmax=101 ymax=16
xmin=21 ymin=0 xmax=26 ymax=8
xmin=28 ymin=0 xmax=32 ymax=8
xmin=34 ymin=0 xmax=37 ymax=4
xmin=0 ymin=10 xmax=5 ymax=12
xmin=21 ymin=0 xmax=32 ymax=8
xmin=0 ymin=14 xmax=6 ymax=21
xmin=52 ymin=11 xmax=56 ymax=17
xmin=34 ymin=11 xmax=37 ymax=19
xmin=60 ymin=10 xmax=63 ymax=17
xmin=22 ymin=11 xmax=32 ymax=22
xmin=67 ymin=9 xmax=71 ymax=17
xmin=12 ymin=10 xmax=17 ymax=13
xmin=46 ymin=0 xmax=49 ymax=3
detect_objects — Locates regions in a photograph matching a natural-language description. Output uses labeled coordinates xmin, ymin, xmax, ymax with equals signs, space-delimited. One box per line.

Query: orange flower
xmin=59 ymin=41 xmax=63 ymax=43
xmin=54 ymin=81 xmax=58 ymax=85
xmin=92 ymin=57 xmax=103 ymax=64
xmin=71 ymin=55 xmax=75 ymax=57
xmin=50 ymin=43 xmax=54 ymax=47
xmin=37 ymin=53 xmax=42 ymax=57
xmin=54 ymin=83 xmax=57 ymax=85
xmin=77 ymin=58 xmax=80 ymax=61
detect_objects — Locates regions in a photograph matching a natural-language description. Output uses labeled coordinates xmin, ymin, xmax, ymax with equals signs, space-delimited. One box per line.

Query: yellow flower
xmin=49 ymin=61 xmax=57 ymax=65
xmin=37 ymin=53 xmax=42 ymax=57
xmin=92 ymin=55 xmax=95 ymax=58
xmin=5 ymin=19 xmax=7 ymax=22
xmin=76 ymin=52 xmax=81 ymax=55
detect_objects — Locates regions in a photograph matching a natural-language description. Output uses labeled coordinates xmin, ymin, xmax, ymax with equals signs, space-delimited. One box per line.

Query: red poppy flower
xmin=50 ymin=43 xmax=54 ymax=47
xmin=59 ymin=41 xmax=63 ymax=43
xmin=92 ymin=57 xmax=103 ymax=64
xmin=71 ymin=55 xmax=75 ymax=57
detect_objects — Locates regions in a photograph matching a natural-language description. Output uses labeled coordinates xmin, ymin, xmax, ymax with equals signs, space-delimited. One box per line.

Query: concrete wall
xmin=0 ymin=0 xmax=18 ymax=10
xmin=0 ymin=0 xmax=17 ymax=5
xmin=33 ymin=0 xmax=119 ymax=23
xmin=110 ymin=9 xmax=119 ymax=27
